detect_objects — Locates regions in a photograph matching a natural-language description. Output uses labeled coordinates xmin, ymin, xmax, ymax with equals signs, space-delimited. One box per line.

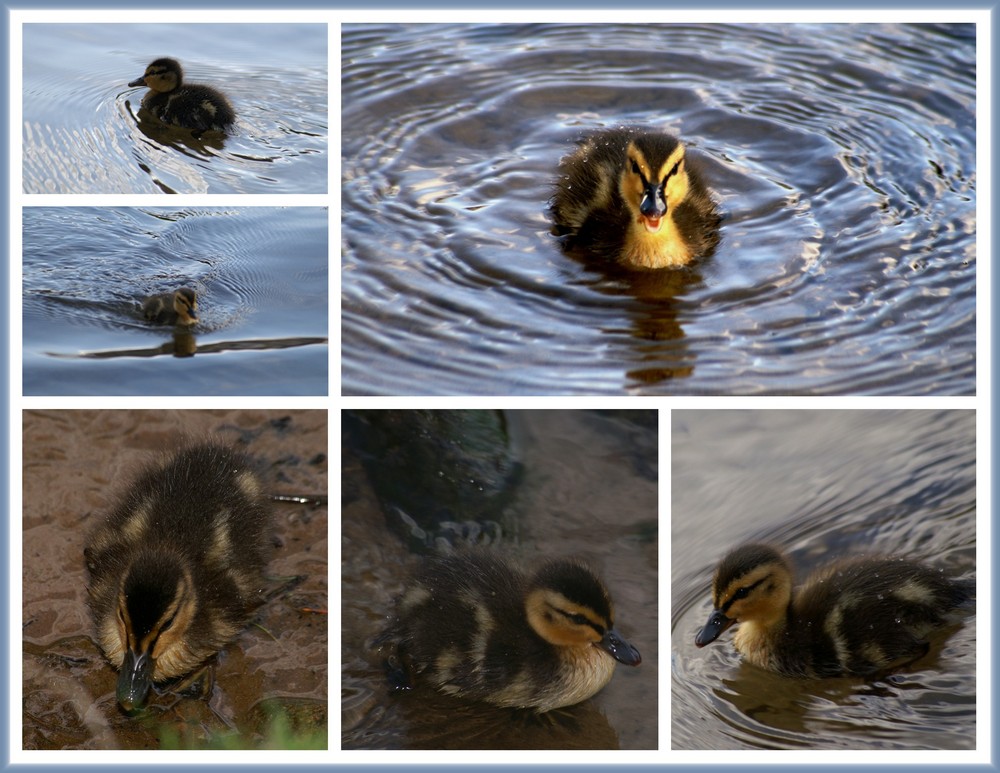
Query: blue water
xmin=341 ymin=23 xmax=975 ymax=396
xmin=22 ymin=23 xmax=328 ymax=194
xmin=22 ymin=207 xmax=329 ymax=396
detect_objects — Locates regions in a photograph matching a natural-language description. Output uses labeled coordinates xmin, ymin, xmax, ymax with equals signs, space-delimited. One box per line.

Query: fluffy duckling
xmin=695 ymin=543 xmax=975 ymax=678
xmin=142 ymin=288 xmax=198 ymax=326
xmin=551 ymin=126 xmax=720 ymax=270
xmin=128 ymin=58 xmax=235 ymax=133
xmin=85 ymin=444 xmax=272 ymax=713
xmin=378 ymin=551 xmax=641 ymax=712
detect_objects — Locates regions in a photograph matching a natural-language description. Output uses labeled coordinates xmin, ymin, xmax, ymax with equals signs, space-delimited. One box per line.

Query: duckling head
xmin=695 ymin=543 xmax=793 ymax=648
xmin=525 ymin=561 xmax=641 ymax=667
xmin=109 ymin=550 xmax=197 ymax=713
xmin=619 ymin=133 xmax=691 ymax=237
xmin=129 ymin=58 xmax=183 ymax=94
xmin=172 ymin=287 xmax=198 ymax=326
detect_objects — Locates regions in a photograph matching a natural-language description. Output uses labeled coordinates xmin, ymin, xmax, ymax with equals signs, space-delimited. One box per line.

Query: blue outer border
xmin=4 ymin=1 xmax=997 ymax=770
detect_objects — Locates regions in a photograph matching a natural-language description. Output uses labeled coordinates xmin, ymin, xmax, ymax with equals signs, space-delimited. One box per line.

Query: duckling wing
xmin=161 ymin=86 xmax=235 ymax=133
xmin=794 ymin=558 xmax=973 ymax=676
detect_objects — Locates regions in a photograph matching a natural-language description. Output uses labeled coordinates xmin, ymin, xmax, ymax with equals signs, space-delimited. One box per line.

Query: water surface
xmin=671 ymin=409 xmax=976 ymax=750
xmin=342 ymin=23 xmax=975 ymax=396
xmin=23 ymin=207 xmax=329 ymax=396
xmin=23 ymin=23 xmax=328 ymax=194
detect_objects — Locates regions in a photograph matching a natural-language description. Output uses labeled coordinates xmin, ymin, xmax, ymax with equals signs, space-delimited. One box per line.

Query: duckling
xmin=84 ymin=444 xmax=272 ymax=713
xmin=551 ymin=126 xmax=720 ymax=270
xmin=378 ymin=550 xmax=641 ymax=712
xmin=142 ymin=287 xmax=198 ymax=326
xmin=128 ymin=57 xmax=235 ymax=133
xmin=694 ymin=543 xmax=975 ymax=678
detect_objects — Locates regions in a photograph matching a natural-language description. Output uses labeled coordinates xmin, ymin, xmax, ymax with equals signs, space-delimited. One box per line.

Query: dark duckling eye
xmin=160 ymin=611 xmax=177 ymax=632
xmin=569 ymin=612 xmax=590 ymax=626
xmin=631 ymin=160 xmax=641 ymax=175
xmin=732 ymin=586 xmax=751 ymax=601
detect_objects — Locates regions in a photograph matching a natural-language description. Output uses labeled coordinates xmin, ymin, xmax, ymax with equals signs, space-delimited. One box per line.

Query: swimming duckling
xmin=142 ymin=288 xmax=198 ymax=326
xmin=85 ymin=444 xmax=272 ymax=713
xmin=695 ymin=543 xmax=975 ymax=677
xmin=128 ymin=58 xmax=235 ymax=133
xmin=378 ymin=550 xmax=641 ymax=712
xmin=551 ymin=127 xmax=720 ymax=270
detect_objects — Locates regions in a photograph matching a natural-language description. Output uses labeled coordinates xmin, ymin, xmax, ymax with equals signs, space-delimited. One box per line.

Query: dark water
xmin=341 ymin=23 xmax=975 ymax=396
xmin=342 ymin=410 xmax=658 ymax=750
xmin=22 ymin=207 xmax=329 ymax=396
xmin=671 ymin=409 xmax=976 ymax=750
xmin=22 ymin=23 xmax=328 ymax=194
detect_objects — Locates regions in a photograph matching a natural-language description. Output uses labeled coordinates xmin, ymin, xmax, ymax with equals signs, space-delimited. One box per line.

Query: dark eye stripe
xmin=631 ymin=159 xmax=649 ymax=186
xmin=721 ymin=576 xmax=768 ymax=613
xmin=557 ymin=607 xmax=605 ymax=635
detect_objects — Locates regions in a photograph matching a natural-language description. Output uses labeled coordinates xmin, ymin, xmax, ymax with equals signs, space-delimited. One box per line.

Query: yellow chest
xmin=620 ymin=216 xmax=693 ymax=269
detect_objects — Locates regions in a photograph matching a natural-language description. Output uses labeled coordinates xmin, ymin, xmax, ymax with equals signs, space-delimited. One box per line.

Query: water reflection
xmin=23 ymin=207 xmax=329 ymax=395
xmin=22 ymin=23 xmax=328 ymax=194
xmin=672 ymin=409 xmax=976 ymax=750
xmin=342 ymin=23 xmax=974 ymax=396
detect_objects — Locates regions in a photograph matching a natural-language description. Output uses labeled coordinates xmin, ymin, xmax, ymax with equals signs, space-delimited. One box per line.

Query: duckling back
xmin=85 ymin=444 xmax=272 ymax=711
xmin=551 ymin=127 xmax=720 ymax=269
xmin=129 ymin=57 xmax=235 ymax=134
xmin=793 ymin=556 xmax=974 ymax=677
xmin=379 ymin=550 xmax=640 ymax=712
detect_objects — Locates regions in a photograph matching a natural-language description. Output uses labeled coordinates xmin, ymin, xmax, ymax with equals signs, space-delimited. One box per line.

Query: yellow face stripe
xmin=655 ymin=146 xmax=686 ymax=184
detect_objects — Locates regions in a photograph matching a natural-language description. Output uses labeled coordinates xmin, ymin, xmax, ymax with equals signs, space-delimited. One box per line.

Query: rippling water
xmin=23 ymin=23 xmax=328 ymax=194
xmin=671 ymin=409 xmax=976 ymax=750
xmin=22 ymin=207 xmax=329 ymax=395
xmin=341 ymin=23 xmax=975 ymax=396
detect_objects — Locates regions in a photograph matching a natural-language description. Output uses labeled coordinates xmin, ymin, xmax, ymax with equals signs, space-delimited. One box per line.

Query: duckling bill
xmin=142 ymin=288 xmax=197 ymax=326
xmin=551 ymin=126 xmax=720 ymax=270
xmin=695 ymin=543 xmax=975 ymax=678
xmin=378 ymin=551 xmax=640 ymax=712
xmin=128 ymin=57 xmax=235 ymax=134
xmin=85 ymin=444 xmax=272 ymax=713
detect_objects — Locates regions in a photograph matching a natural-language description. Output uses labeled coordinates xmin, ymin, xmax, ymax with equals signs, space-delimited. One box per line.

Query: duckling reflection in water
xmin=128 ymin=57 xmax=235 ymax=134
xmin=378 ymin=550 xmax=641 ymax=712
xmin=142 ymin=288 xmax=197 ymax=326
xmin=85 ymin=444 xmax=272 ymax=713
xmin=695 ymin=543 xmax=975 ymax=678
xmin=551 ymin=127 xmax=720 ymax=270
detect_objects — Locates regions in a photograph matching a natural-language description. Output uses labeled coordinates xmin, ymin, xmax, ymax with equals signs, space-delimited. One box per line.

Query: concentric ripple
xmin=342 ymin=23 xmax=975 ymax=395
